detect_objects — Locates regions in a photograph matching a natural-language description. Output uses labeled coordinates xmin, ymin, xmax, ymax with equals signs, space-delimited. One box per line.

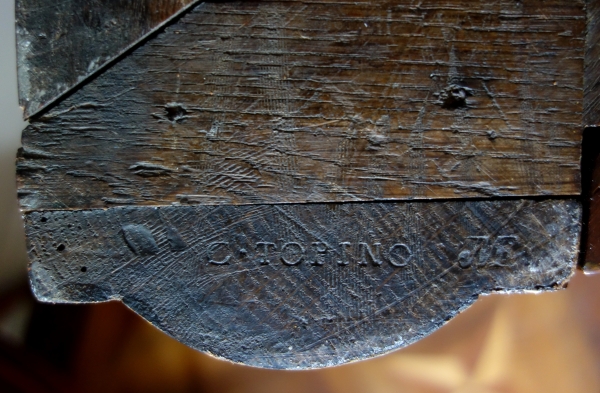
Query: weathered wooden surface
xmin=25 ymin=199 xmax=581 ymax=369
xmin=16 ymin=0 xmax=587 ymax=369
xmin=586 ymin=0 xmax=600 ymax=126
xmin=17 ymin=0 xmax=584 ymax=212
xmin=16 ymin=0 xmax=198 ymax=118
xmin=583 ymin=0 xmax=600 ymax=271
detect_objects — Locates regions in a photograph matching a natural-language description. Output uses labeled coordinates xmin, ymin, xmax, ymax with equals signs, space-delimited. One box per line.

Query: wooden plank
xmin=25 ymin=199 xmax=581 ymax=369
xmin=16 ymin=0 xmax=199 ymax=118
xmin=585 ymin=0 xmax=600 ymax=126
xmin=17 ymin=0 xmax=584 ymax=211
xmin=17 ymin=0 xmax=586 ymax=368
xmin=583 ymin=0 xmax=600 ymax=271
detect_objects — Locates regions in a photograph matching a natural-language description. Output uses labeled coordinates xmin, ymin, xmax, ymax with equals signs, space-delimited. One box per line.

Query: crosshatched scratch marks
xmin=25 ymin=199 xmax=581 ymax=369
xmin=16 ymin=0 xmax=584 ymax=211
xmin=17 ymin=0 xmax=585 ymax=370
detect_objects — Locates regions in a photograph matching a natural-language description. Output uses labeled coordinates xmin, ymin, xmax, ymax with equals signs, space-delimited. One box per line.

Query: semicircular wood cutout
xmin=26 ymin=200 xmax=580 ymax=369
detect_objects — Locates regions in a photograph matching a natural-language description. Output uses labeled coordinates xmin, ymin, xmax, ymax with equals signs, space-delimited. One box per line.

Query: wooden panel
xmin=585 ymin=0 xmax=600 ymax=126
xmin=16 ymin=0 xmax=199 ymax=118
xmin=17 ymin=0 xmax=586 ymax=369
xmin=25 ymin=199 xmax=581 ymax=369
xmin=17 ymin=0 xmax=584 ymax=211
xmin=584 ymin=0 xmax=600 ymax=271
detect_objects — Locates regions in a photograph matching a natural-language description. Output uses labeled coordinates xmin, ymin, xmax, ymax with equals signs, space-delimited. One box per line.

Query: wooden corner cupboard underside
xmin=16 ymin=0 xmax=589 ymax=369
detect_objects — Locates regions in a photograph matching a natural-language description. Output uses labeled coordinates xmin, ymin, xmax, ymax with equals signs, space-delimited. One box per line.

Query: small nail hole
xmin=41 ymin=217 xmax=47 ymax=223
xmin=56 ymin=244 xmax=65 ymax=252
xmin=80 ymin=266 xmax=87 ymax=273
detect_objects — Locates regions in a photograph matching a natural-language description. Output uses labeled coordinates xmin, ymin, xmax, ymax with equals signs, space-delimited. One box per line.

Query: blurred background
xmin=1 ymin=0 xmax=600 ymax=392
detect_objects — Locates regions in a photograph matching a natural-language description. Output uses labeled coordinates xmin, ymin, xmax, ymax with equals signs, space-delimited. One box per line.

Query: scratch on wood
xmin=17 ymin=0 xmax=584 ymax=211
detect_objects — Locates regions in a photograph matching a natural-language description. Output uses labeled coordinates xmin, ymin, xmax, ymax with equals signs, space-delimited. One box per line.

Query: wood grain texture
xmin=585 ymin=0 xmax=600 ymax=126
xmin=25 ymin=199 xmax=581 ymax=369
xmin=17 ymin=0 xmax=587 ymax=369
xmin=584 ymin=0 xmax=600 ymax=269
xmin=17 ymin=0 xmax=584 ymax=212
xmin=16 ymin=0 xmax=199 ymax=118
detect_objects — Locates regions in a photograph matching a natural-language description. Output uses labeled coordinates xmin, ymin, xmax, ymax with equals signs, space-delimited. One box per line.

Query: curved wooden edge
xmin=24 ymin=199 xmax=580 ymax=368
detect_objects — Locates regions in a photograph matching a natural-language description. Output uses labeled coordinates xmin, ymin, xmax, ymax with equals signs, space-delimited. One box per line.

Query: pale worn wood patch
xmin=16 ymin=0 xmax=199 ymax=118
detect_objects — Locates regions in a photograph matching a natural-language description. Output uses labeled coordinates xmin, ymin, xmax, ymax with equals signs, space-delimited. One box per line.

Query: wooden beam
xmin=25 ymin=199 xmax=580 ymax=369
xmin=16 ymin=0 xmax=586 ymax=369
xmin=18 ymin=0 xmax=584 ymax=210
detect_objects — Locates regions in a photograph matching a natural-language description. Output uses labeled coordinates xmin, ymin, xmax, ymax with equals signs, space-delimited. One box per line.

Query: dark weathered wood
xmin=16 ymin=0 xmax=587 ymax=369
xmin=25 ymin=199 xmax=581 ymax=369
xmin=583 ymin=1 xmax=600 ymax=271
xmin=17 ymin=0 xmax=584 ymax=211
xmin=585 ymin=0 xmax=600 ymax=126
xmin=16 ymin=0 xmax=199 ymax=118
